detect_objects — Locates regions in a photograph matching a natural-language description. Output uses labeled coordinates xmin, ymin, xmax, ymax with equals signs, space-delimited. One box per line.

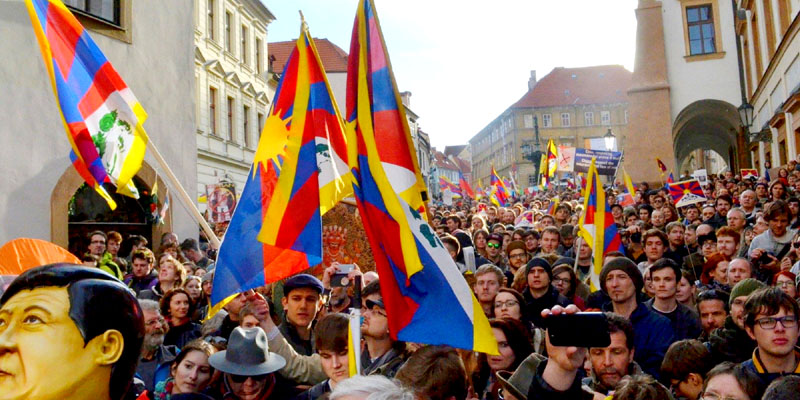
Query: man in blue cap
xmin=279 ymin=274 xmax=324 ymax=356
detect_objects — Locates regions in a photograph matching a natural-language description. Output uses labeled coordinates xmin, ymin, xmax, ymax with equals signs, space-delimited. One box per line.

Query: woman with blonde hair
xmin=140 ymin=254 xmax=188 ymax=301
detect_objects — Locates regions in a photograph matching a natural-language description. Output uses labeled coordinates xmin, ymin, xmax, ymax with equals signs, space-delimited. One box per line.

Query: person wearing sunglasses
xmin=741 ymin=287 xmax=800 ymax=387
xmin=484 ymin=233 xmax=508 ymax=270
xmin=208 ymin=326 xmax=290 ymax=400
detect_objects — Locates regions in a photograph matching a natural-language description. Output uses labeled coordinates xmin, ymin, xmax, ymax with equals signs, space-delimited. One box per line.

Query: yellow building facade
xmin=470 ymin=66 xmax=631 ymax=189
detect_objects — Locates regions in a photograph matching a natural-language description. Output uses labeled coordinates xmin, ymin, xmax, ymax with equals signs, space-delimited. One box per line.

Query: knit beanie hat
xmin=526 ymin=257 xmax=553 ymax=280
xmin=599 ymin=257 xmax=644 ymax=294
xmin=505 ymin=240 xmax=527 ymax=256
xmin=553 ymin=257 xmax=575 ymax=269
xmin=729 ymin=278 xmax=766 ymax=306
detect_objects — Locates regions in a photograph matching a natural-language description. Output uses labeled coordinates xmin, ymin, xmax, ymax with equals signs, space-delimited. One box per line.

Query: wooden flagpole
xmin=146 ymin=141 xmax=221 ymax=249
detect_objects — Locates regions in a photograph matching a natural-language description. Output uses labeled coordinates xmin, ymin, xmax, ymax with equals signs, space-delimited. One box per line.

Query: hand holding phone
xmin=331 ymin=264 xmax=355 ymax=287
xmin=545 ymin=312 xmax=610 ymax=348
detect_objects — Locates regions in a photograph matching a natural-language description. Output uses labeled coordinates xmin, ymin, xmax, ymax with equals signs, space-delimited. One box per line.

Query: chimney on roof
xmin=400 ymin=91 xmax=412 ymax=108
xmin=528 ymin=70 xmax=537 ymax=91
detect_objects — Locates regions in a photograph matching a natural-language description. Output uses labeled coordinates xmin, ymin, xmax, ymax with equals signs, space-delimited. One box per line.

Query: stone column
xmin=626 ymin=0 xmax=674 ymax=184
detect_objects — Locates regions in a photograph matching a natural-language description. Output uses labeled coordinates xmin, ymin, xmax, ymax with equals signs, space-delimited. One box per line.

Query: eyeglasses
xmin=486 ymin=242 xmax=501 ymax=249
xmin=494 ymin=300 xmax=519 ymax=309
xmin=229 ymin=373 xmax=269 ymax=383
xmin=509 ymin=253 xmax=527 ymax=260
xmin=755 ymin=315 xmax=798 ymax=330
xmin=552 ymin=278 xmax=569 ymax=285
xmin=776 ymin=280 xmax=796 ymax=288
xmin=90 ymin=240 xmax=106 ymax=245
xmin=700 ymin=392 xmax=744 ymax=400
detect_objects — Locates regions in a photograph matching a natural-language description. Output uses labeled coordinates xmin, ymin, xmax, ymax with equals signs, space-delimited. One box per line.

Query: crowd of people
xmin=9 ymin=167 xmax=800 ymax=400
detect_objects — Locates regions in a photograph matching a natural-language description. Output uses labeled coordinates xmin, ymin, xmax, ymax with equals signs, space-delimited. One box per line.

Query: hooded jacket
xmin=707 ymin=316 xmax=758 ymax=365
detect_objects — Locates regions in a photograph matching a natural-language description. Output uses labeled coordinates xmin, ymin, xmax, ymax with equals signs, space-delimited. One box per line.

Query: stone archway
xmin=50 ymin=161 xmax=171 ymax=251
xmin=673 ymin=99 xmax=740 ymax=174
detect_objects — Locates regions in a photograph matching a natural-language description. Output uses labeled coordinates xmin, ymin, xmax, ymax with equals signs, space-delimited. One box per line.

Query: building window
xmin=584 ymin=112 xmax=594 ymax=126
xmin=524 ymin=114 xmax=533 ymax=128
xmin=256 ymin=38 xmax=263 ymax=74
xmin=207 ymin=0 xmax=214 ymax=40
xmin=542 ymin=114 xmax=552 ymax=128
xmin=241 ymin=25 xmax=249 ymax=65
xmin=227 ymin=96 xmax=235 ymax=141
xmin=209 ymin=87 xmax=218 ymax=136
xmin=243 ymin=105 xmax=250 ymax=147
xmin=601 ymin=111 xmax=611 ymax=125
xmin=64 ymin=0 xmax=120 ymax=26
xmin=225 ymin=11 xmax=233 ymax=52
xmin=257 ymin=112 xmax=265 ymax=139
xmin=561 ymin=113 xmax=571 ymax=127
xmin=686 ymin=5 xmax=715 ymax=55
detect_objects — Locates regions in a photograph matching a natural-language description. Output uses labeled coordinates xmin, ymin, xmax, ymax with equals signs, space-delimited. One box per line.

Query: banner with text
xmin=573 ymin=148 xmax=622 ymax=175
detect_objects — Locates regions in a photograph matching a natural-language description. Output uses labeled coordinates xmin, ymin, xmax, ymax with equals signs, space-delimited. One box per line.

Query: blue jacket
xmin=741 ymin=348 xmax=800 ymax=388
xmin=605 ymin=302 xmax=674 ymax=380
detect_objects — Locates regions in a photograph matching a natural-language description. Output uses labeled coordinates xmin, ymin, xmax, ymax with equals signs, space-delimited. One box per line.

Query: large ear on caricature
xmin=90 ymin=329 xmax=125 ymax=366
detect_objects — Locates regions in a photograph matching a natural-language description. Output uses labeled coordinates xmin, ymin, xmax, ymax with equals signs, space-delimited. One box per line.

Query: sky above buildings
xmin=266 ymin=0 xmax=637 ymax=149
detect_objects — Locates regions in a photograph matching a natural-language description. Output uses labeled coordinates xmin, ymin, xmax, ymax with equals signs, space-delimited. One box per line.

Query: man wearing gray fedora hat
xmin=208 ymin=326 xmax=292 ymax=400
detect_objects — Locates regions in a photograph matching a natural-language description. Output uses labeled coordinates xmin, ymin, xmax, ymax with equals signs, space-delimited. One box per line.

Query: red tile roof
xmin=512 ymin=65 xmax=632 ymax=109
xmin=269 ymin=38 xmax=349 ymax=74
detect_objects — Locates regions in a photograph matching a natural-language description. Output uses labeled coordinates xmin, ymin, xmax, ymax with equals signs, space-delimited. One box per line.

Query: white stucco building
xmin=0 ymin=0 xmax=197 ymax=252
xmin=194 ymin=0 xmax=275 ymax=213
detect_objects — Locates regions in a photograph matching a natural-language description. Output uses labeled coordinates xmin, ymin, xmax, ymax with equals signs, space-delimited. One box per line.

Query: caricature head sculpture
xmin=0 ymin=264 xmax=144 ymax=400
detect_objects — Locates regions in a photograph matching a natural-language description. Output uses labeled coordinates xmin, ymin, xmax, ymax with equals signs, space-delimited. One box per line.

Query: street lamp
xmin=603 ymin=128 xmax=616 ymax=151
xmin=738 ymin=102 xmax=754 ymax=131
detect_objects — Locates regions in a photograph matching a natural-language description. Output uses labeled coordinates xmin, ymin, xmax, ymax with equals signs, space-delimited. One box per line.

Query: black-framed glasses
xmin=509 ymin=253 xmax=527 ymax=260
xmin=755 ymin=315 xmax=798 ymax=330
xmin=229 ymin=373 xmax=268 ymax=383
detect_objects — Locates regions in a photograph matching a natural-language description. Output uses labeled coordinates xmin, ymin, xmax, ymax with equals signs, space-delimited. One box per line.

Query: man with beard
xmin=584 ymin=313 xmax=641 ymax=395
xmin=600 ymin=258 xmax=674 ymax=379
xmin=136 ymin=299 xmax=178 ymax=394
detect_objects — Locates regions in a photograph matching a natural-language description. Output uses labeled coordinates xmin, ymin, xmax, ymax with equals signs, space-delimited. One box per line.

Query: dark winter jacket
xmin=523 ymin=286 xmax=572 ymax=328
xmin=741 ymin=348 xmax=800 ymax=388
xmin=604 ymin=301 xmax=675 ymax=380
xmin=644 ymin=299 xmax=703 ymax=340
xmin=707 ymin=316 xmax=757 ymax=365
xmin=125 ymin=271 xmax=159 ymax=296
xmin=526 ymin=358 xmax=595 ymax=400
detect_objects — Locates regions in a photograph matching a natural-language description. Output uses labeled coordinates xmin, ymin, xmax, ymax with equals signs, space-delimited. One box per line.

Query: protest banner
xmin=573 ymin=148 xmax=622 ymax=175
xmin=693 ymin=169 xmax=708 ymax=185
xmin=557 ymin=145 xmax=576 ymax=172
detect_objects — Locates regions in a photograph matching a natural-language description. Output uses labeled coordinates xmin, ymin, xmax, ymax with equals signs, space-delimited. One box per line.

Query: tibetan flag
xmin=668 ymin=179 xmax=707 ymax=208
xmin=346 ymin=0 xmax=496 ymax=355
xmin=547 ymin=197 xmax=560 ymax=216
xmin=210 ymin=22 xmax=351 ymax=308
xmin=439 ymin=176 xmax=462 ymax=198
xmin=458 ymin=171 xmax=475 ymax=199
xmin=490 ymin=166 xmax=509 ymax=206
xmin=345 ymin=0 xmax=427 ymax=212
xmin=623 ymin=167 xmax=636 ymax=197
xmin=347 ymin=309 xmax=362 ymax=376
xmin=667 ymin=172 xmax=675 ymax=184
xmin=578 ymin=158 xmax=625 ymax=291
xmin=656 ymin=158 xmax=667 ymax=175
xmin=546 ymin=139 xmax=558 ymax=181
xmin=26 ymin=0 xmax=149 ymax=210
xmin=539 ymin=152 xmax=548 ymax=188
